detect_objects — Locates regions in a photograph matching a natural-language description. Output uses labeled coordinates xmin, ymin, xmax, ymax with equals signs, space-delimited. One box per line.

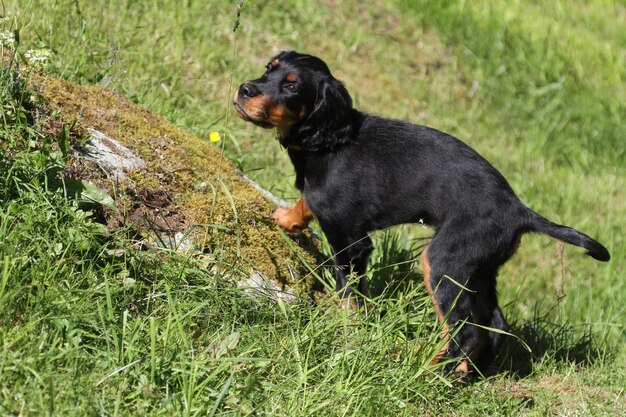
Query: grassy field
xmin=2 ymin=0 xmax=625 ymax=415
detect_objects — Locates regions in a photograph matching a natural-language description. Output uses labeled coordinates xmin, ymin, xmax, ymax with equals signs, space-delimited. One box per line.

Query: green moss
xmin=33 ymin=74 xmax=323 ymax=295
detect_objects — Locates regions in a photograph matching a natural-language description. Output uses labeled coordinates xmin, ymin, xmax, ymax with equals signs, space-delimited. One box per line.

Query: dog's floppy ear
xmin=296 ymin=76 xmax=354 ymax=149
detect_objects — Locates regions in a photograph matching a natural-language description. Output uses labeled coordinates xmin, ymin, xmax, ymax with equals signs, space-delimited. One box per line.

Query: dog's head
xmin=234 ymin=51 xmax=354 ymax=149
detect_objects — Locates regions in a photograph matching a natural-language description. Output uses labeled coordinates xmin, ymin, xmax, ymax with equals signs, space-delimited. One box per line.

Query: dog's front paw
xmin=270 ymin=207 xmax=306 ymax=234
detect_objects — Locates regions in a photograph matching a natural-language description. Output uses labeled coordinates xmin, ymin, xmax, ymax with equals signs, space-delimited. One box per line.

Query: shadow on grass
xmin=366 ymin=228 xmax=427 ymax=297
xmin=492 ymin=310 xmax=612 ymax=378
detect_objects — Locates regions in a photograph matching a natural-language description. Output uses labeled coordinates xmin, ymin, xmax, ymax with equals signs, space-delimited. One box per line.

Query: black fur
xmin=235 ymin=51 xmax=610 ymax=373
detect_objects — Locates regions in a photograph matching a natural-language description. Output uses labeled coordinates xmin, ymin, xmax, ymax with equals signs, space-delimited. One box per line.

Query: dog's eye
xmin=283 ymin=83 xmax=297 ymax=93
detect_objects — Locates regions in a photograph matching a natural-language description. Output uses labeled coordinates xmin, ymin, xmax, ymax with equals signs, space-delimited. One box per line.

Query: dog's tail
xmin=527 ymin=211 xmax=610 ymax=262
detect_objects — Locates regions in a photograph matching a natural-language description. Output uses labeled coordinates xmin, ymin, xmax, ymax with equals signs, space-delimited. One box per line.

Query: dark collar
xmin=279 ymin=134 xmax=322 ymax=152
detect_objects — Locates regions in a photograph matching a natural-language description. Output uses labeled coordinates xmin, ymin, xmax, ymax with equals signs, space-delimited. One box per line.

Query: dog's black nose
xmin=239 ymin=82 xmax=260 ymax=99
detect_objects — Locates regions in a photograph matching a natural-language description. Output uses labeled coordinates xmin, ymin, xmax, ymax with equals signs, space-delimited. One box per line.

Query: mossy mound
xmin=31 ymin=74 xmax=323 ymax=298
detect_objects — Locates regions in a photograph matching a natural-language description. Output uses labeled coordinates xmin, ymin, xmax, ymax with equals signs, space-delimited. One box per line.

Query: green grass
xmin=2 ymin=0 xmax=625 ymax=415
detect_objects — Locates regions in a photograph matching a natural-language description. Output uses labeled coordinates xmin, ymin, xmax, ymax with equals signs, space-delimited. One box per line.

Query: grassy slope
xmin=2 ymin=0 xmax=625 ymax=415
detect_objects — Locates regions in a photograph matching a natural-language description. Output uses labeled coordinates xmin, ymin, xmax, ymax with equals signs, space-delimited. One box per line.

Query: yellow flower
xmin=209 ymin=131 xmax=221 ymax=142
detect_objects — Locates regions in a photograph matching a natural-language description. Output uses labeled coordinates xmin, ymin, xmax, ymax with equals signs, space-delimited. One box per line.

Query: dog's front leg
xmin=329 ymin=235 xmax=374 ymax=309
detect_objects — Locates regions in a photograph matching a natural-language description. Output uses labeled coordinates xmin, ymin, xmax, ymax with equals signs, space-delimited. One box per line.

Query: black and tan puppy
xmin=233 ymin=51 xmax=610 ymax=374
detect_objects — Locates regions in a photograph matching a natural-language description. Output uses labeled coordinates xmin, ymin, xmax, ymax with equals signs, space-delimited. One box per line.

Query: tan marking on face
xmin=271 ymin=58 xmax=279 ymax=68
xmin=286 ymin=72 xmax=297 ymax=82
xmin=267 ymin=103 xmax=305 ymax=136
xmin=234 ymin=93 xmax=273 ymax=124
xmin=235 ymin=86 xmax=308 ymax=135
xmin=298 ymin=106 xmax=308 ymax=119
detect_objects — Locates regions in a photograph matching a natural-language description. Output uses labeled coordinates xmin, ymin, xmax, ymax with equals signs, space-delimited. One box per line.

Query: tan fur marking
xmin=271 ymin=58 xmax=279 ymax=68
xmin=455 ymin=341 xmax=487 ymax=374
xmin=454 ymin=313 xmax=489 ymax=374
xmin=421 ymin=248 xmax=490 ymax=373
xmin=268 ymin=103 xmax=302 ymax=137
xmin=234 ymin=93 xmax=273 ymax=122
xmin=235 ymin=93 xmax=302 ymax=135
xmin=286 ymin=72 xmax=297 ymax=82
xmin=340 ymin=297 xmax=359 ymax=312
xmin=455 ymin=360 xmax=472 ymax=374
xmin=421 ymin=248 xmax=450 ymax=364
xmin=234 ymin=86 xmax=307 ymax=136
xmin=270 ymin=197 xmax=314 ymax=234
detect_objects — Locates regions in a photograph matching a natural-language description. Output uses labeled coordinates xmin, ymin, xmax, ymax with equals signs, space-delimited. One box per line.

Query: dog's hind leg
xmin=471 ymin=270 xmax=509 ymax=371
xmin=421 ymin=247 xmax=450 ymax=363
xmin=422 ymin=245 xmax=484 ymax=374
